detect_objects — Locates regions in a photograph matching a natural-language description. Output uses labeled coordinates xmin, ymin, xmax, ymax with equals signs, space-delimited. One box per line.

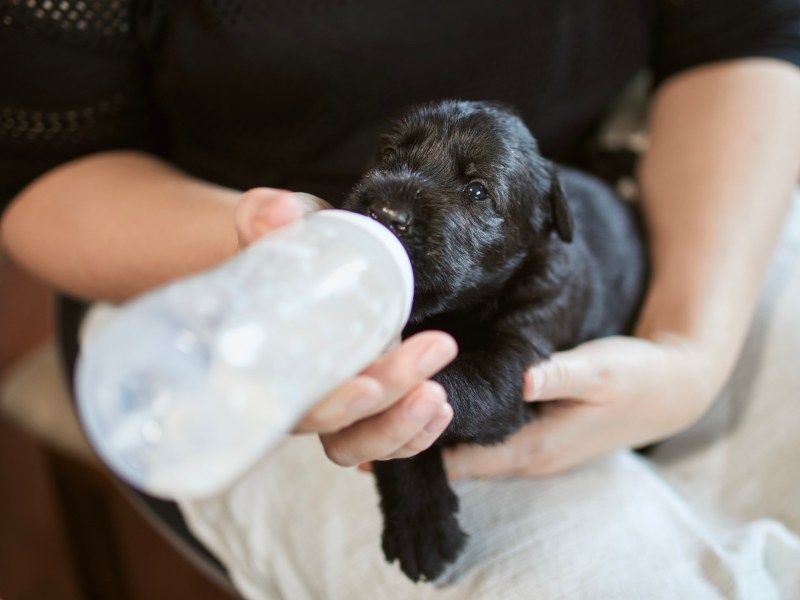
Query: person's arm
xmin=1 ymin=151 xmax=241 ymax=302
xmin=441 ymin=58 xmax=800 ymax=479
xmin=636 ymin=57 xmax=800 ymax=403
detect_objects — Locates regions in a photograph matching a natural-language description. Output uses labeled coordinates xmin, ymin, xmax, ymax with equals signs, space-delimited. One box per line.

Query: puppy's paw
xmin=381 ymin=498 xmax=467 ymax=582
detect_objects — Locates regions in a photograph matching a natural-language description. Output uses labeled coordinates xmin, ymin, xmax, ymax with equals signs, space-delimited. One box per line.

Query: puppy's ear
xmin=365 ymin=134 xmax=395 ymax=169
xmin=548 ymin=171 xmax=574 ymax=243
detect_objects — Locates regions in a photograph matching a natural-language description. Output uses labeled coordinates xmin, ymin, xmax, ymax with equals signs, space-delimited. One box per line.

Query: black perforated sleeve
xmin=0 ymin=0 xmax=166 ymax=208
xmin=652 ymin=0 xmax=800 ymax=85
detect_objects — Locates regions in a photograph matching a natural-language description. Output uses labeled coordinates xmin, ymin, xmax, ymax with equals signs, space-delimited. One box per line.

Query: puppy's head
xmin=343 ymin=100 xmax=573 ymax=319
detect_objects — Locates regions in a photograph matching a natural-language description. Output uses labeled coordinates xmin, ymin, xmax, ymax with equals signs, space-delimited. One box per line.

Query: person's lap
xmin=180 ymin=437 xmax=799 ymax=600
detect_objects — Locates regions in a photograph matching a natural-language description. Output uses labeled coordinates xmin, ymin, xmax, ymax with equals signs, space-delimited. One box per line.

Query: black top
xmin=2 ymin=0 xmax=800 ymax=209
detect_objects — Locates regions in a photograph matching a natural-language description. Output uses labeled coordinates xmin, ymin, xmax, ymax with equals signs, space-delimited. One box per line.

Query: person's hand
xmin=298 ymin=331 xmax=457 ymax=465
xmin=441 ymin=334 xmax=723 ymax=479
xmin=235 ymin=187 xmax=458 ymax=466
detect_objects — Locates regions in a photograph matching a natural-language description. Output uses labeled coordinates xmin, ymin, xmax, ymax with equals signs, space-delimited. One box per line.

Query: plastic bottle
xmin=76 ymin=209 xmax=414 ymax=500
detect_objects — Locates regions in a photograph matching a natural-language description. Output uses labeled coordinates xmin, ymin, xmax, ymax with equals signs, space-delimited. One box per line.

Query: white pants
xmin=176 ymin=195 xmax=800 ymax=600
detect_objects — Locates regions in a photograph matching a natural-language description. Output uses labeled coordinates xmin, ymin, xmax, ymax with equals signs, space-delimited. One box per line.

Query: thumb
xmin=235 ymin=189 xmax=329 ymax=248
xmin=523 ymin=345 xmax=603 ymax=402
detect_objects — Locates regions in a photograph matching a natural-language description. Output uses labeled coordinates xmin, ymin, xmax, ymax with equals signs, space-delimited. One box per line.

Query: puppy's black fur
xmin=342 ymin=100 xmax=647 ymax=582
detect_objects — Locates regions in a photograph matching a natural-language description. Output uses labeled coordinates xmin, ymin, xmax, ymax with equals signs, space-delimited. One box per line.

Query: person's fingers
xmin=381 ymin=402 xmax=453 ymax=460
xmin=442 ymin=439 xmax=522 ymax=480
xmin=357 ymin=331 xmax=458 ymax=413
xmin=319 ymin=381 xmax=449 ymax=467
xmin=302 ymin=331 xmax=456 ymax=434
xmin=293 ymin=375 xmax=383 ymax=434
xmin=522 ymin=341 xmax=608 ymax=402
xmin=442 ymin=404 xmax=581 ymax=480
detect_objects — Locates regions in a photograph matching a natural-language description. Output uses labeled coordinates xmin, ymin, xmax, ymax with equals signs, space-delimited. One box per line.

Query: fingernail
xmin=424 ymin=403 xmax=452 ymax=433
xmin=417 ymin=337 xmax=458 ymax=374
xmin=288 ymin=192 xmax=333 ymax=214
xmin=252 ymin=195 xmax=301 ymax=230
xmin=526 ymin=367 xmax=543 ymax=400
xmin=408 ymin=397 xmax=439 ymax=423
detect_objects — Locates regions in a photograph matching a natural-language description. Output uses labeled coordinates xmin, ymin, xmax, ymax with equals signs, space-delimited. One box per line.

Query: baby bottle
xmin=76 ymin=209 xmax=414 ymax=499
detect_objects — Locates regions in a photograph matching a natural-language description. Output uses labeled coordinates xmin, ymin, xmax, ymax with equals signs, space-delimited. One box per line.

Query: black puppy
xmin=342 ymin=100 xmax=647 ymax=582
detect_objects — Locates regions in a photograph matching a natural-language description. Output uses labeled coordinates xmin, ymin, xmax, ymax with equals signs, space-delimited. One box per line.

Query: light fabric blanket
xmin=85 ymin=194 xmax=800 ymax=599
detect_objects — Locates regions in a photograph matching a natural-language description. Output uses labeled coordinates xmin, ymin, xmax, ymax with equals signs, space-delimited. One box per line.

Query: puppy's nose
xmin=367 ymin=206 xmax=413 ymax=233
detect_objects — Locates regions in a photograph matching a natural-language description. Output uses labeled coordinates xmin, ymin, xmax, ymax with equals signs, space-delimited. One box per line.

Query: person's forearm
xmin=0 ymin=151 xmax=241 ymax=302
xmin=637 ymin=58 xmax=800 ymax=396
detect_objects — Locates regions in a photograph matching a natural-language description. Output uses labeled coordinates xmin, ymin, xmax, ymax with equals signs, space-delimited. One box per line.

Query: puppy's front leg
xmin=373 ymin=447 xmax=467 ymax=582
xmin=434 ymin=333 xmax=543 ymax=446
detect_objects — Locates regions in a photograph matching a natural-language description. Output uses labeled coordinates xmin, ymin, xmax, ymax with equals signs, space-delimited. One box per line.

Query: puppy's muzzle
xmin=354 ymin=174 xmax=423 ymax=235
xmin=366 ymin=205 xmax=413 ymax=233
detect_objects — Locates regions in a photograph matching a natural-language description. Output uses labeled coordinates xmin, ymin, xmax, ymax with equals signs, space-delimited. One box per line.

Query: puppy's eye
xmin=381 ymin=147 xmax=398 ymax=162
xmin=465 ymin=182 xmax=489 ymax=201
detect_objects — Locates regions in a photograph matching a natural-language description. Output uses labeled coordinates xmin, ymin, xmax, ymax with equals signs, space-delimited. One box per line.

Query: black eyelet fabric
xmin=0 ymin=93 xmax=128 ymax=144
xmin=1 ymin=0 xmax=132 ymax=47
xmin=0 ymin=0 xmax=164 ymax=202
